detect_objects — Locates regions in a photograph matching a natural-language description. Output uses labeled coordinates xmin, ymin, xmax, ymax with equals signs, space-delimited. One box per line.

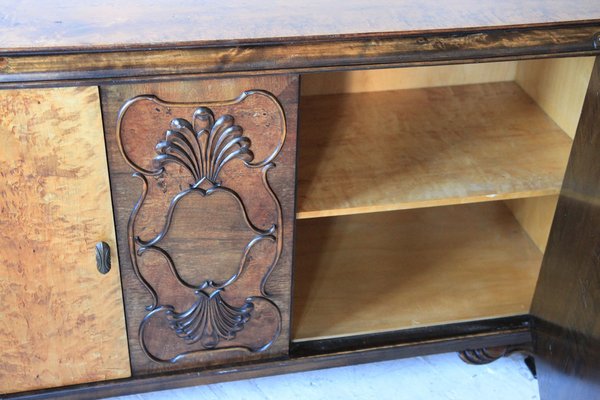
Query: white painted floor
xmin=108 ymin=352 xmax=539 ymax=400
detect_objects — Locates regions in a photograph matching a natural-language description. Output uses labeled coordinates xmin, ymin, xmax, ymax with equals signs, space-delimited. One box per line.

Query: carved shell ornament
xmin=153 ymin=107 xmax=253 ymax=187
xmin=117 ymin=90 xmax=286 ymax=363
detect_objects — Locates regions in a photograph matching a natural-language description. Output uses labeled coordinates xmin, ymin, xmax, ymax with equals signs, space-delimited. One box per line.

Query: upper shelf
xmin=1 ymin=1 xmax=599 ymax=52
xmin=297 ymin=81 xmax=573 ymax=219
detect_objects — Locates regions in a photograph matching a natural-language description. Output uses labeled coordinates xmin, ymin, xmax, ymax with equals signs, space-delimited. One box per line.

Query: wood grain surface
xmin=532 ymin=56 xmax=600 ymax=400
xmin=516 ymin=56 xmax=595 ymax=139
xmin=0 ymin=87 xmax=130 ymax=393
xmin=1 ymin=318 xmax=531 ymax=400
xmin=101 ymin=76 xmax=298 ymax=375
xmin=301 ymin=62 xmax=518 ymax=95
xmin=293 ymin=202 xmax=543 ymax=341
xmin=2 ymin=24 xmax=599 ymax=88
xmin=504 ymin=196 xmax=559 ymax=252
xmin=501 ymin=56 xmax=593 ymax=255
xmin=0 ymin=1 xmax=599 ymax=52
xmin=297 ymin=82 xmax=572 ymax=219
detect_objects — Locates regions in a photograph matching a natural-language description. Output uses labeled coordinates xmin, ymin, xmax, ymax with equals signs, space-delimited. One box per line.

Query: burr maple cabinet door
xmin=101 ymin=75 xmax=298 ymax=374
xmin=0 ymin=87 xmax=131 ymax=394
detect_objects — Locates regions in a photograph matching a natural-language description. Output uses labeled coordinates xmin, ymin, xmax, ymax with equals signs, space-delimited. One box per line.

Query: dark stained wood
xmin=291 ymin=316 xmax=531 ymax=357
xmin=4 ymin=316 xmax=531 ymax=400
xmin=101 ymin=76 xmax=298 ymax=374
xmin=531 ymin=56 xmax=600 ymax=399
xmin=458 ymin=345 xmax=533 ymax=365
xmin=1 ymin=24 xmax=599 ymax=87
xmin=1 ymin=1 xmax=600 ymax=53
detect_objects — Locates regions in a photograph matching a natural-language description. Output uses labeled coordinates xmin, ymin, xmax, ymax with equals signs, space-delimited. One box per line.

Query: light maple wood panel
xmin=0 ymin=87 xmax=130 ymax=394
xmin=292 ymin=202 xmax=542 ymax=341
xmin=297 ymin=82 xmax=573 ymax=219
xmin=504 ymin=196 xmax=559 ymax=253
xmin=301 ymin=62 xmax=517 ymax=95
xmin=502 ymin=57 xmax=592 ymax=252
xmin=516 ymin=57 xmax=595 ymax=139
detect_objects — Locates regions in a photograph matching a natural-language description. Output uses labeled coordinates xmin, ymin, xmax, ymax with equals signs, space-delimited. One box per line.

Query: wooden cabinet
xmin=1 ymin=2 xmax=600 ymax=399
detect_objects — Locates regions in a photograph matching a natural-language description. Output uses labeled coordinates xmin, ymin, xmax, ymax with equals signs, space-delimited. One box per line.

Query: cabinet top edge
xmin=1 ymin=21 xmax=600 ymax=87
xmin=1 ymin=17 xmax=600 ymax=56
xmin=2 ymin=0 xmax=600 ymax=55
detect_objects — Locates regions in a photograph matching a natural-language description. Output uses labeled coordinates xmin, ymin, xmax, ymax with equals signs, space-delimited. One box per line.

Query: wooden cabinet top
xmin=2 ymin=0 xmax=600 ymax=52
xmin=1 ymin=1 xmax=600 ymax=86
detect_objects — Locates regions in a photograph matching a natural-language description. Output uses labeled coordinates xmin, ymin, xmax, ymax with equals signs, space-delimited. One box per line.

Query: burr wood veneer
xmin=1 ymin=2 xmax=600 ymax=399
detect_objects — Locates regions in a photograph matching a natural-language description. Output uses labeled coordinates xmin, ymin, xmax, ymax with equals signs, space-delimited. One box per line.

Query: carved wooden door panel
xmin=102 ymin=76 xmax=298 ymax=373
xmin=0 ymin=87 xmax=131 ymax=394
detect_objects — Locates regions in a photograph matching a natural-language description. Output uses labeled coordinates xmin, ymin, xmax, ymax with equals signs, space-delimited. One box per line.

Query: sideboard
xmin=1 ymin=1 xmax=600 ymax=399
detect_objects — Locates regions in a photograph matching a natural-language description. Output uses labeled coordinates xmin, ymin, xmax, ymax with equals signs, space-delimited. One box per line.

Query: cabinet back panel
xmin=0 ymin=87 xmax=130 ymax=394
xmin=301 ymin=62 xmax=517 ymax=95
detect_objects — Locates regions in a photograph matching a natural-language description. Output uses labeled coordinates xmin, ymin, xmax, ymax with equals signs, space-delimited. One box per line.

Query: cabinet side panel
xmin=504 ymin=196 xmax=559 ymax=253
xmin=0 ymin=87 xmax=131 ymax=394
xmin=531 ymin=57 xmax=600 ymax=398
xmin=101 ymin=76 xmax=298 ymax=374
xmin=516 ymin=57 xmax=595 ymax=139
xmin=503 ymin=57 xmax=592 ymax=254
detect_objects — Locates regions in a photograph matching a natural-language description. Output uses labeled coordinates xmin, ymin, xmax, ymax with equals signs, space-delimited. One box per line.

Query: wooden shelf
xmin=297 ymin=82 xmax=572 ymax=219
xmin=292 ymin=202 xmax=542 ymax=342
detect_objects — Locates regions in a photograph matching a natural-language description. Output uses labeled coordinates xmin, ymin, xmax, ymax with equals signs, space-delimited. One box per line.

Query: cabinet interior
xmin=292 ymin=57 xmax=595 ymax=342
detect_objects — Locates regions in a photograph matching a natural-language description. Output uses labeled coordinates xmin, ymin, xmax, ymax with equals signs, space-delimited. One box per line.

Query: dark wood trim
xmin=531 ymin=56 xmax=600 ymax=399
xmin=3 ymin=19 xmax=600 ymax=56
xmin=458 ymin=343 xmax=534 ymax=366
xmin=1 ymin=52 xmax=598 ymax=91
xmin=5 ymin=316 xmax=531 ymax=400
xmin=291 ymin=315 xmax=531 ymax=357
xmin=1 ymin=23 xmax=599 ymax=87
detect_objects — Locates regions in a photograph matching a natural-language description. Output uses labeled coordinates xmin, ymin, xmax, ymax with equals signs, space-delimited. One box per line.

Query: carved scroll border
xmin=116 ymin=90 xmax=287 ymax=363
xmin=116 ymin=90 xmax=287 ymax=175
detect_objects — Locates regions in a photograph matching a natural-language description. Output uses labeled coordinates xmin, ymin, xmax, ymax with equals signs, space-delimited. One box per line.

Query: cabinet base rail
xmin=5 ymin=316 xmax=531 ymax=400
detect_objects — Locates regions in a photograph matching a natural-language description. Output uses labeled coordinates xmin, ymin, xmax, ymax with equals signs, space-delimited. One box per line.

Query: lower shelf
xmin=292 ymin=202 xmax=543 ymax=341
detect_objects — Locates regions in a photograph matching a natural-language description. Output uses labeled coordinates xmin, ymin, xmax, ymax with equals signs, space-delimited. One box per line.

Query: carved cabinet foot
xmin=458 ymin=345 xmax=533 ymax=365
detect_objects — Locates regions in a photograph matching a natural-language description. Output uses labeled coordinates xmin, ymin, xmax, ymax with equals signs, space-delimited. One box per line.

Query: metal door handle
xmin=95 ymin=241 xmax=111 ymax=274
